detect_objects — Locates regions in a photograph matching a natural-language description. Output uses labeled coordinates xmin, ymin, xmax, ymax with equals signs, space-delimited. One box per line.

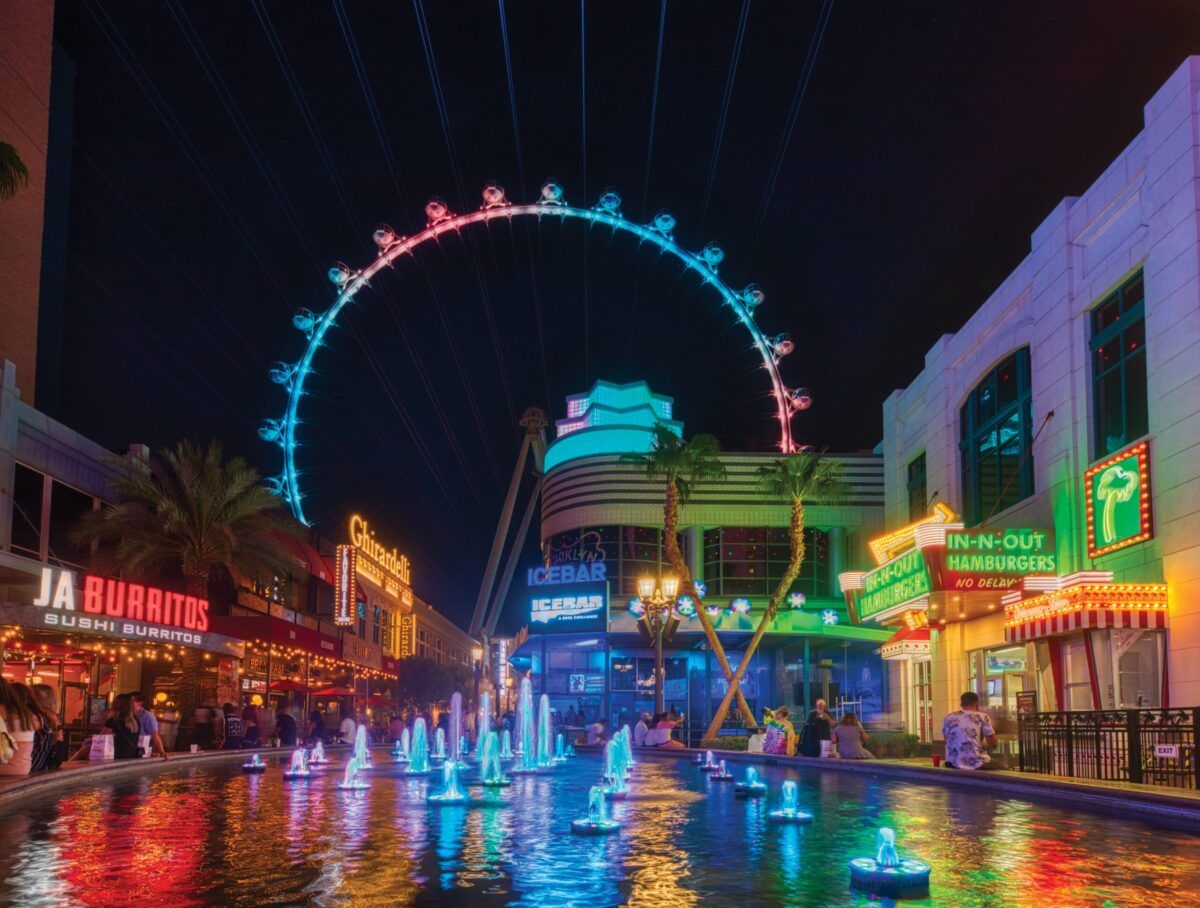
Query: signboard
xmin=1085 ymin=440 xmax=1152 ymax=558
xmin=545 ymin=528 xmax=609 ymax=568
xmin=1 ymin=599 xmax=245 ymax=659
xmin=33 ymin=566 xmax=209 ymax=631
xmin=1015 ymin=691 xmax=1038 ymax=720
xmin=928 ymin=528 xmax=1056 ymax=592
xmin=527 ymin=562 xmax=607 ymax=585
xmin=398 ymin=614 xmax=415 ymax=658
xmin=1155 ymin=744 xmax=1179 ymax=760
xmin=857 ymin=549 xmax=931 ymax=621
xmin=334 ymin=544 xmax=356 ymax=626
xmin=529 ymin=581 xmax=608 ymax=633
xmin=342 ymin=633 xmax=382 ymax=670
xmin=349 ymin=514 xmax=412 ymax=599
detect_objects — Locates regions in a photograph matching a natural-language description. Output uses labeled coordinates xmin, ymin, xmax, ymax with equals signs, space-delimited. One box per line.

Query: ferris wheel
xmin=261 ymin=179 xmax=812 ymax=525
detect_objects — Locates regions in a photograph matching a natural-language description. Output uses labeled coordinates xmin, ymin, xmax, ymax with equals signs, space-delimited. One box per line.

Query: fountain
xmin=475 ymin=691 xmax=491 ymax=761
xmin=459 ymin=735 xmax=471 ymax=762
xmin=710 ymin=759 xmax=734 ymax=781
xmin=392 ymin=728 xmax=409 ymax=763
xmin=353 ymin=724 xmax=373 ymax=770
xmin=500 ymin=729 xmax=514 ymax=759
xmin=338 ymin=756 xmax=369 ymax=791
xmin=511 ymin=678 xmax=538 ymax=774
xmin=699 ymin=750 xmax=719 ymax=773
xmin=480 ymin=731 xmax=511 ymax=787
xmin=848 ymin=827 xmax=931 ymax=899
xmin=448 ymin=692 xmax=463 ymax=764
xmin=536 ymin=694 xmax=554 ymax=767
xmin=283 ymin=749 xmax=311 ymax=779
xmin=565 ymin=740 xmax=576 ymax=757
xmin=571 ymin=785 xmax=621 ymax=836
xmin=309 ymin=739 xmax=328 ymax=764
xmin=427 ymin=757 xmax=470 ymax=804
xmin=735 ymin=766 xmax=768 ymax=797
xmin=603 ymin=739 xmax=628 ymax=799
xmin=768 ymin=780 xmax=813 ymax=824
xmin=433 ymin=726 xmax=447 ymax=762
xmin=406 ymin=718 xmax=430 ymax=774
xmin=242 ymin=753 xmax=267 ymax=774
xmin=554 ymin=732 xmax=567 ymax=763
xmin=619 ymin=725 xmax=635 ymax=765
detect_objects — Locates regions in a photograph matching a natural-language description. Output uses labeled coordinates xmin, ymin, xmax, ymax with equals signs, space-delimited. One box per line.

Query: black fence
xmin=1017 ymin=708 xmax=1200 ymax=789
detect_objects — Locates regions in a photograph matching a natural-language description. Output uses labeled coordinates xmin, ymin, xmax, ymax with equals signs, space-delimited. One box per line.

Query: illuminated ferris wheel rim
xmin=263 ymin=181 xmax=810 ymax=526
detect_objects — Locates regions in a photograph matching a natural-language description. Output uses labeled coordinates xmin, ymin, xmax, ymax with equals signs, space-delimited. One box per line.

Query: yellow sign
xmin=398 ymin=614 xmax=415 ymax=658
xmin=349 ymin=514 xmax=412 ymax=598
xmin=868 ymin=501 xmax=956 ymax=565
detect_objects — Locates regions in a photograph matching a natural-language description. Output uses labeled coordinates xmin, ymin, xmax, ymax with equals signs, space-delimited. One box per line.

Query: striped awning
xmin=1005 ymin=604 xmax=1167 ymax=642
xmin=880 ymin=627 xmax=931 ymax=660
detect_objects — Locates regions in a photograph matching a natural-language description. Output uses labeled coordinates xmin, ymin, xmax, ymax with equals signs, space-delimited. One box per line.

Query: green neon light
xmin=858 ymin=549 xmax=930 ymax=620
xmin=944 ymin=528 xmax=1056 ymax=574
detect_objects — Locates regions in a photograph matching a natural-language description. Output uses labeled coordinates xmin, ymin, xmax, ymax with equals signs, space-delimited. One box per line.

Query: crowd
xmin=0 ymin=677 xmax=66 ymax=776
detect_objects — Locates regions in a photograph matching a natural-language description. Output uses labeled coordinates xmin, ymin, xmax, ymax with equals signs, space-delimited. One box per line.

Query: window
xmin=372 ymin=604 xmax=381 ymax=644
xmin=959 ymin=348 xmax=1034 ymax=525
xmin=47 ymin=480 xmax=97 ymax=568
xmin=10 ymin=463 xmax=45 ymax=558
xmin=1091 ymin=271 xmax=1147 ymax=457
xmin=907 ymin=453 xmax=927 ymax=521
xmin=702 ymin=527 xmax=830 ymax=598
xmin=544 ymin=525 xmax=680 ymax=597
xmin=357 ymin=601 xmax=367 ymax=639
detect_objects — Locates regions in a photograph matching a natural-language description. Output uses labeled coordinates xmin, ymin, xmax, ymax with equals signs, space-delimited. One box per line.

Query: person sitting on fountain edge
xmin=942 ymin=692 xmax=1006 ymax=770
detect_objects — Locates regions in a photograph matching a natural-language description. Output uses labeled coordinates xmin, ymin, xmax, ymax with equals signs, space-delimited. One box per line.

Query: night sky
xmin=49 ymin=1 xmax=1200 ymax=630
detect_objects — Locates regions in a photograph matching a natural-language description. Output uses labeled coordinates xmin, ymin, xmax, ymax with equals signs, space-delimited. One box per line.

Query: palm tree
xmin=71 ymin=440 xmax=302 ymax=596
xmin=620 ymin=424 xmax=758 ymax=730
xmin=0 ymin=143 xmax=29 ymax=201
xmin=703 ymin=452 xmax=850 ymax=740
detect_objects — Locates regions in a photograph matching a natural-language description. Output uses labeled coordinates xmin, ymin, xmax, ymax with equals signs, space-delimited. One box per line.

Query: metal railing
xmin=1017 ymin=707 xmax=1200 ymax=789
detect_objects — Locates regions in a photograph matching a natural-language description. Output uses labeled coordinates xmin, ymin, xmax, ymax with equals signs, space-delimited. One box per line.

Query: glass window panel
xmin=996 ymin=356 xmax=1019 ymax=409
xmin=1094 ymin=337 xmax=1120 ymax=372
xmin=1125 ymin=351 xmax=1148 ymax=442
xmin=48 ymin=481 xmax=95 ymax=568
xmin=1094 ymin=297 xmax=1120 ymax=331
xmin=1122 ymin=275 xmax=1144 ymax=311
xmin=1124 ymin=318 xmax=1145 ymax=355
xmin=10 ymin=463 xmax=44 ymax=557
xmin=1098 ymin=368 xmax=1126 ymax=455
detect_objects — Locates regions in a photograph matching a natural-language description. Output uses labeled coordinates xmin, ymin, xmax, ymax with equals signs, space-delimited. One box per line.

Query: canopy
xmin=269 ymin=679 xmax=311 ymax=692
xmin=311 ymin=685 xmax=355 ymax=697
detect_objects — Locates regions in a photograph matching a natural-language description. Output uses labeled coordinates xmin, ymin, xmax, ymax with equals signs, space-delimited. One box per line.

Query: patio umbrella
xmin=311 ymin=686 xmax=355 ymax=697
xmin=269 ymin=679 xmax=311 ymax=692
xmin=363 ymin=695 xmax=393 ymax=707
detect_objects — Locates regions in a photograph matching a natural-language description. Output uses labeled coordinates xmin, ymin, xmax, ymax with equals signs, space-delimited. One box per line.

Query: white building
xmin=870 ymin=57 xmax=1200 ymax=737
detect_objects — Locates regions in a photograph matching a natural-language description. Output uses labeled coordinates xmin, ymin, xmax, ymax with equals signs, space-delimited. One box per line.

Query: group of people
xmin=632 ymin=710 xmax=685 ymax=749
xmin=0 ymin=677 xmax=65 ymax=776
xmin=745 ymin=700 xmax=874 ymax=760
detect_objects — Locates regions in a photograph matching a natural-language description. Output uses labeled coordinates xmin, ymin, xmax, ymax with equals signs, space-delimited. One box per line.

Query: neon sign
xmin=1085 ymin=440 xmax=1152 ymax=558
xmin=529 ymin=581 xmax=608 ymax=632
xmin=527 ymin=562 xmax=607 ymax=585
xmin=33 ymin=566 xmax=209 ymax=631
xmin=868 ymin=502 xmax=956 ymax=565
xmin=857 ymin=549 xmax=931 ymax=621
xmin=334 ymin=544 xmax=356 ymax=627
xmin=929 ymin=528 xmax=1057 ymax=591
xmin=349 ymin=514 xmax=411 ymax=584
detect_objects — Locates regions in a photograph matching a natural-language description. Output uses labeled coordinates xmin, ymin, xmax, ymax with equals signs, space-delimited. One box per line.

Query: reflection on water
xmin=0 ymin=752 xmax=1198 ymax=906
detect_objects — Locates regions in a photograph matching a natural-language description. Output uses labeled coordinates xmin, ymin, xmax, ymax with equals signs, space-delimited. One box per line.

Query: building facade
xmin=512 ymin=380 xmax=892 ymax=739
xmin=864 ymin=58 xmax=1200 ymax=743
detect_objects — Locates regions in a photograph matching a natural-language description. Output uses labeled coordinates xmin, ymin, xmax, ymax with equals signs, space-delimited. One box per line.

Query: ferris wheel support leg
xmin=484 ymin=474 xmax=544 ymax=639
xmin=469 ymin=434 xmax=532 ymax=637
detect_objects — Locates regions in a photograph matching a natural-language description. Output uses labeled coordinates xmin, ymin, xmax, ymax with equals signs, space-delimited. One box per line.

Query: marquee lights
xmin=334 ymin=545 xmax=357 ymax=627
xmin=1085 ymin=440 xmax=1153 ymax=558
xmin=349 ymin=515 xmax=411 ymax=585
xmin=867 ymin=502 xmax=957 ymax=565
xmin=265 ymin=182 xmax=806 ymax=526
xmin=1004 ymin=583 xmax=1168 ymax=627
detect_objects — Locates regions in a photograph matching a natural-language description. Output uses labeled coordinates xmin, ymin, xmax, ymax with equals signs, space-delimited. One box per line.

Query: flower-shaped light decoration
xmin=692 ymin=581 xmax=708 ymax=599
xmin=787 ymin=591 xmax=807 ymax=610
xmin=706 ymin=603 xmax=723 ymax=618
xmin=674 ymin=595 xmax=697 ymax=619
xmin=730 ymin=597 xmax=752 ymax=615
xmin=820 ymin=609 xmax=839 ymax=626
xmin=628 ymin=599 xmax=647 ymax=618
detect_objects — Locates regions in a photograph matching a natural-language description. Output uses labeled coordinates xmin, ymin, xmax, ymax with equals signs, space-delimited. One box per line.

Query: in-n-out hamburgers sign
xmin=3 ymin=567 xmax=245 ymax=657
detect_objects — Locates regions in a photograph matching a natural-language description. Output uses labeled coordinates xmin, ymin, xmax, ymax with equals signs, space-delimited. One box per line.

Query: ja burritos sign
xmin=3 ymin=566 xmax=245 ymax=656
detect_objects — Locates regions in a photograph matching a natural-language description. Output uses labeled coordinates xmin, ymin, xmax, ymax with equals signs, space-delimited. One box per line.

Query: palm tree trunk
xmin=184 ymin=564 xmax=210 ymax=598
xmin=703 ymin=499 xmax=806 ymax=740
xmin=662 ymin=480 xmax=758 ymax=730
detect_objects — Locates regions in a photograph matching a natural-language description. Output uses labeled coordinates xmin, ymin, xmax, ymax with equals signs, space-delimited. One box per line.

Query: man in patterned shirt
xmin=942 ymin=691 xmax=1005 ymax=770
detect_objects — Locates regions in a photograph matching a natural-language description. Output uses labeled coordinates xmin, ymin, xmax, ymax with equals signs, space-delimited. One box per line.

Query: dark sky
xmin=50 ymin=1 xmax=1200 ymax=630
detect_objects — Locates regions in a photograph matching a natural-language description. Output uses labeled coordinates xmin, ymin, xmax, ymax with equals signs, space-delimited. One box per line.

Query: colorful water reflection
xmin=0 ymin=753 xmax=1197 ymax=905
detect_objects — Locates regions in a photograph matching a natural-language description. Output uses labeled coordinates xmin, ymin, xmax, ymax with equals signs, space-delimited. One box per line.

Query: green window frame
xmin=907 ymin=452 xmax=927 ymax=521
xmin=1090 ymin=271 xmax=1147 ymax=458
xmin=959 ymin=348 xmax=1034 ymax=525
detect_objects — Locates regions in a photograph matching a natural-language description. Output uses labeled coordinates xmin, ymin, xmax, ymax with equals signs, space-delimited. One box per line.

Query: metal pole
xmin=484 ymin=475 xmax=545 ymax=638
xmin=654 ymin=616 xmax=665 ymax=716
xmin=469 ymin=434 xmax=531 ymax=636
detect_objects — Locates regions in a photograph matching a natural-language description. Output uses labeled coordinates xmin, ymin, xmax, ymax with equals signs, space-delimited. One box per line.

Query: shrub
xmin=866 ymin=730 xmax=920 ymax=757
xmin=700 ymin=736 xmax=747 ymax=752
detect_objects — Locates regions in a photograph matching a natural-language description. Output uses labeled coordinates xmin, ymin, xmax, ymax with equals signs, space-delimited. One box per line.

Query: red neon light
xmin=334 ymin=544 xmax=357 ymax=626
xmin=80 ymin=574 xmax=209 ymax=631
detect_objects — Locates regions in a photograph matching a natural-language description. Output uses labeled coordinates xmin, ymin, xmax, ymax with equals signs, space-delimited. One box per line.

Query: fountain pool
xmin=0 ymin=753 xmax=1197 ymax=906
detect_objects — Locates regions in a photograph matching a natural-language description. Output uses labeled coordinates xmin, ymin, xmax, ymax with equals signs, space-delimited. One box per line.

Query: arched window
xmin=959 ymin=348 xmax=1034 ymax=524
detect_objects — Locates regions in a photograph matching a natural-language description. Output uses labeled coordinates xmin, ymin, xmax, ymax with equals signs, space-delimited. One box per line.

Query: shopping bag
xmin=819 ymin=739 xmax=835 ymax=758
xmin=89 ymin=735 xmax=114 ymax=762
xmin=138 ymin=734 xmax=151 ymax=757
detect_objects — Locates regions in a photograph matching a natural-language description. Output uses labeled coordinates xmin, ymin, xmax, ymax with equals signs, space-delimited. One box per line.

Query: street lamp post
xmin=636 ymin=575 xmax=680 ymax=716
xmin=471 ymin=645 xmax=483 ymax=739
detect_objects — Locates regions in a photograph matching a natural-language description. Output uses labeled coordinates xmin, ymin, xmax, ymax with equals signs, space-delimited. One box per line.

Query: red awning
xmin=880 ymin=627 xmax=931 ymax=660
xmin=269 ymin=679 xmax=311 ymax=692
xmin=312 ymin=686 xmax=355 ymax=697
xmin=209 ymin=615 xmax=341 ymax=661
xmin=276 ymin=533 xmax=335 ymax=584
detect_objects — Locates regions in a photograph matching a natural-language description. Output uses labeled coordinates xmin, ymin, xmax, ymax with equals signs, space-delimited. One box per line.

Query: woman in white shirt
xmin=0 ymin=680 xmax=43 ymax=776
